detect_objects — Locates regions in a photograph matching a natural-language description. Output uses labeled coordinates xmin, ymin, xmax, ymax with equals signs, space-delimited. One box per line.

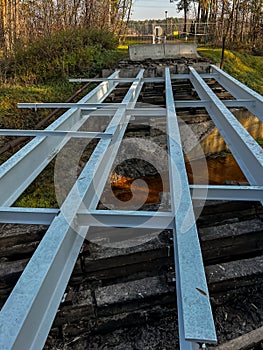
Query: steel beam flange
xmin=77 ymin=210 xmax=174 ymax=229
xmin=190 ymin=185 xmax=263 ymax=202
xmin=189 ymin=66 xmax=263 ymax=189
xmin=0 ymin=129 xmax=113 ymax=139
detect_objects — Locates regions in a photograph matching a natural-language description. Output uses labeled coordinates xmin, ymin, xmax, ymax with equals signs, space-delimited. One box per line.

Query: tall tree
xmin=0 ymin=0 xmax=19 ymax=52
xmin=177 ymin=0 xmax=192 ymax=33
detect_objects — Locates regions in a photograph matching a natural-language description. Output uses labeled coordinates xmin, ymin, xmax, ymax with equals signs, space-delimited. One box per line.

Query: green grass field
xmin=198 ymin=48 xmax=263 ymax=95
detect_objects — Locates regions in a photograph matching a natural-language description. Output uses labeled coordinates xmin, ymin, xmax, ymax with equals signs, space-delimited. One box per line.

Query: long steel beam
xmin=165 ymin=67 xmax=217 ymax=348
xmin=18 ymin=99 xmax=255 ymax=111
xmin=76 ymin=210 xmax=174 ymax=229
xmin=17 ymin=102 xmax=126 ymax=109
xmin=0 ymin=71 xmax=120 ymax=207
xmin=211 ymin=65 xmax=263 ymax=121
xmin=0 ymin=207 xmax=59 ymax=225
xmin=0 ymin=70 xmax=145 ymax=350
xmin=190 ymin=185 xmax=263 ymax=201
xmin=1 ymin=182 xmax=262 ymax=225
xmin=69 ymin=74 xmax=217 ymax=83
xmin=189 ymin=67 xmax=263 ymax=187
xmin=0 ymin=129 xmax=113 ymax=139
xmin=175 ymin=99 xmax=255 ymax=108
xmin=0 ymin=208 xmax=173 ymax=227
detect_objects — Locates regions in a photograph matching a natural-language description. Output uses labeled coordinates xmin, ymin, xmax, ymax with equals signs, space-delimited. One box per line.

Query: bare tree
xmin=0 ymin=0 xmax=133 ymax=52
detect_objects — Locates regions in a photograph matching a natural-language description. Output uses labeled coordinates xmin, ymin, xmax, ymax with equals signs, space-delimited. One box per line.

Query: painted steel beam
xmin=0 ymin=207 xmax=174 ymax=227
xmin=0 ymin=129 xmax=112 ymax=139
xmin=190 ymin=185 xmax=263 ymax=201
xmin=0 ymin=71 xmax=120 ymax=207
xmin=71 ymin=77 xmax=166 ymax=83
xmin=165 ymin=67 xmax=217 ymax=347
xmin=189 ymin=67 xmax=263 ymax=187
xmin=1 ymin=185 xmax=261 ymax=225
xmin=0 ymin=70 xmax=145 ymax=350
xmin=1 ymin=183 xmax=262 ymax=226
xmin=211 ymin=65 xmax=263 ymax=121
xmin=84 ymin=99 xmax=256 ymax=112
xmin=69 ymin=74 xmax=217 ymax=84
xmin=69 ymin=78 xmax=140 ymax=83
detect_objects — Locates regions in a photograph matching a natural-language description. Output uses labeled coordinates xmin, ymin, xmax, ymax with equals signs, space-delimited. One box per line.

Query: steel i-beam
xmin=165 ymin=67 xmax=217 ymax=349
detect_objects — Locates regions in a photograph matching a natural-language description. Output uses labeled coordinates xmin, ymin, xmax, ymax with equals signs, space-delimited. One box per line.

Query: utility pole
xmin=165 ymin=10 xmax=168 ymax=35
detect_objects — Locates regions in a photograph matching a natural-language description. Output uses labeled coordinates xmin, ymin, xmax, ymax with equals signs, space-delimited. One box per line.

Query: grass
xmin=0 ymin=81 xmax=79 ymax=129
xmin=198 ymin=48 xmax=263 ymax=95
xmin=0 ymin=30 xmax=127 ymax=208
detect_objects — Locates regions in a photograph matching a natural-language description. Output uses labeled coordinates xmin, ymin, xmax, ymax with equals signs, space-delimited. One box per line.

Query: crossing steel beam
xmin=77 ymin=210 xmax=174 ymax=229
xmin=190 ymin=185 xmax=263 ymax=202
xmin=175 ymin=99 xmax=255 ymax=109
xmin=0 ymin=129 xmax=113 ymax=139
xmin=0 ymin=207 xmax=59 ymax=225
xmin=69 ymin=73 xmax=217 ymax=83
xmin=1 ymin=182 xmax=262 ymax=226
xmin=18 ymin=102 xmax=126 ymax=109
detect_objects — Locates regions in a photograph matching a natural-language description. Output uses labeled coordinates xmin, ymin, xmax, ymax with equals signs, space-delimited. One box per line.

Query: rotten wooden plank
xmin=210 ymin=325 xmax=263 ymax=350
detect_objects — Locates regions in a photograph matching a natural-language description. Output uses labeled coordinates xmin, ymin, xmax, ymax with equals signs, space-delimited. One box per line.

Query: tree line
xmin=175 ymin=0 xmax=263 ymax=50
xmin=0 ymin=0 xmax=132 ymax=53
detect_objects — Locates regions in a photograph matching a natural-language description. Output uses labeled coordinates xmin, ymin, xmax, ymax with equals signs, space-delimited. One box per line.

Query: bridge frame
xmin=0 ymin=65 xmax=262 ymax=349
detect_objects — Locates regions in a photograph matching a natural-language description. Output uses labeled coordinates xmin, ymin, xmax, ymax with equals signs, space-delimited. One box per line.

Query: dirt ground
xmin=45 ymin=284 xmax=263 ymax=350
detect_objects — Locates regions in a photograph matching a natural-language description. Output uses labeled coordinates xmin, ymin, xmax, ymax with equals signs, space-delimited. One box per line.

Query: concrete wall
xmin=129 ymin=43 xmax=200 ymax=61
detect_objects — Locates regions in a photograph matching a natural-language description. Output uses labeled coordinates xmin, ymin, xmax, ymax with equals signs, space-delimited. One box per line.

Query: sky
xmin=131 ymin=0 xmax=181 ymax=21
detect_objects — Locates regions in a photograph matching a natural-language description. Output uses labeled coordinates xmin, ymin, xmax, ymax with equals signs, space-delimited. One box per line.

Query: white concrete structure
xmin=129 ymin=43 xmax=200 ymax=61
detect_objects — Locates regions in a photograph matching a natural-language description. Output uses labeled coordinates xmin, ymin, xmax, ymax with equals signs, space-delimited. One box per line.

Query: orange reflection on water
xmin=109 ymin=154 xmax=250 ymax=205
xmin=186 ymin=155 xmax=248 ymax=185
xmin=109 ymin=174 xmax=167 ymax=204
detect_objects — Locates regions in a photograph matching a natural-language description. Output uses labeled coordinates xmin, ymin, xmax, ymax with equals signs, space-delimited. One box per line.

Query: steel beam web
xmin=165 ymin=67 xmax=217 ymax=348
xmin=0 ymin=70 xmax=145 ymax=350
xmin=191 ymin=185 xmax=263 ymax=202
xmin=0 ymin=207 xmax=59 ymax=225
xmin=0 ymin=129 xmax=112 ymax=139
xmin=17 ymin=102 xmax=127 ymax=109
